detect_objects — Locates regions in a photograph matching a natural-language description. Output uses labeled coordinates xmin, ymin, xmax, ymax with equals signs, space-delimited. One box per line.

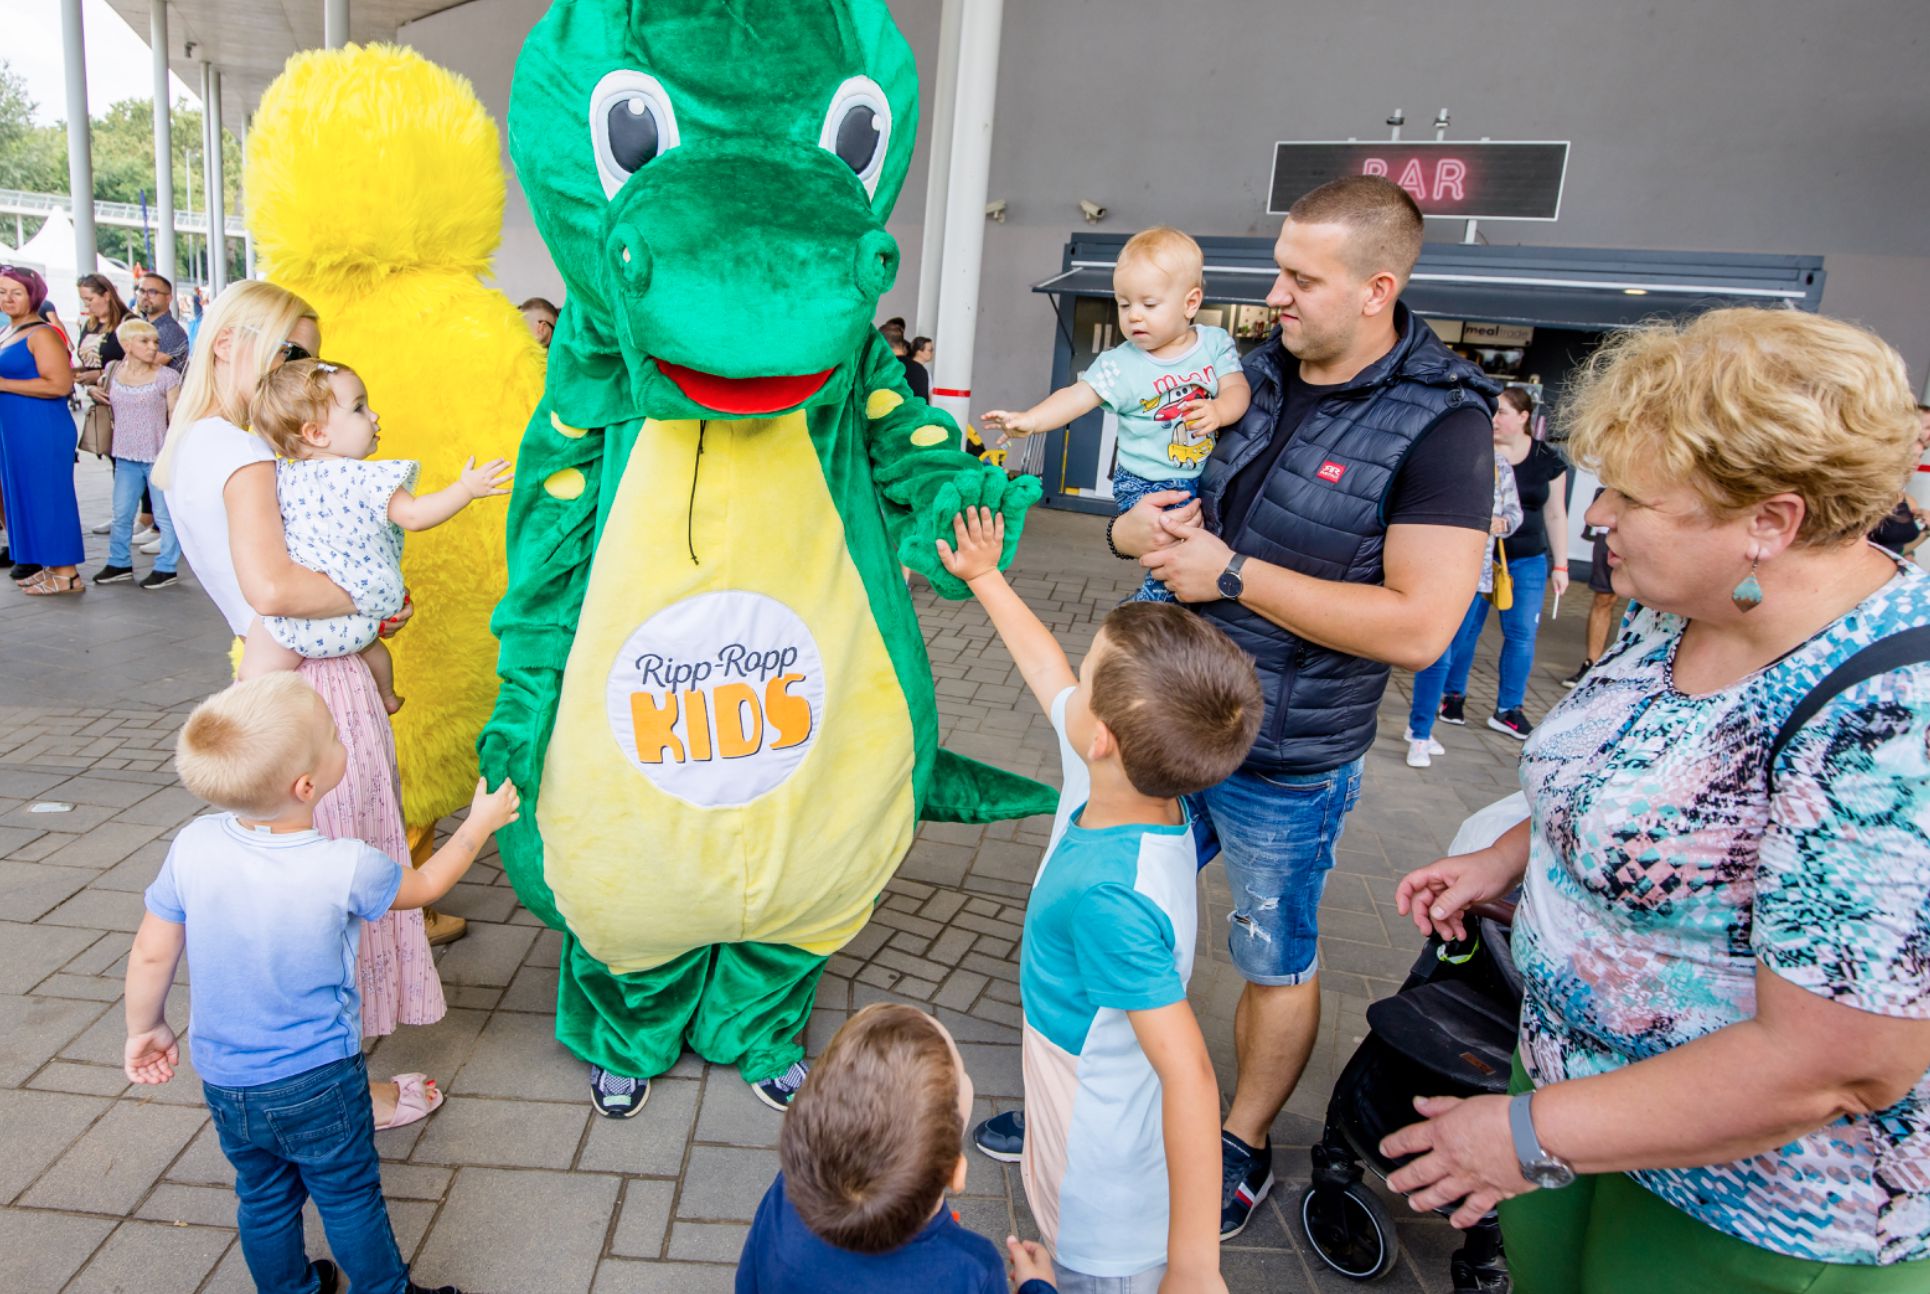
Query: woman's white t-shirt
xmin=166 ymin=416 xmax=277 ymax=634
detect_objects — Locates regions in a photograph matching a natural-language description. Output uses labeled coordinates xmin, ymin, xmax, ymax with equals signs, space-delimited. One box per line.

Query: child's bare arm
xmin=388 ymin=457 xmax=514 ymax=532
xmin=981 ymin=381 xmax=1103 ymax=445
xmin=392 ymin=778 xmax=521 ymax=909
xmin=1179 ymin=372 xmax=1252 ymax=438
xmin=124 ymin=913 xmax=186 ymax=1084
xmin=935 ymin=507 xmax=1076 ymax=713
xmin=1129 ymin=1001 xmax=1227 ymax=1294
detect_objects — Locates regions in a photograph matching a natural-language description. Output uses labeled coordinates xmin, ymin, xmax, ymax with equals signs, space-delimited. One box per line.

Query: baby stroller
xmin=1298 ymin=899 xmax=1522 ymax=1292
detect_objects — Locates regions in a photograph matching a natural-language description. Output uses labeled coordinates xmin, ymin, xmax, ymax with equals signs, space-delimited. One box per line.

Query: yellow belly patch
xmin=537 ymin=415 xmax=916 ymax=973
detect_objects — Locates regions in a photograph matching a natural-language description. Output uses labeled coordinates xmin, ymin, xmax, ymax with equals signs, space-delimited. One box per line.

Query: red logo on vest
xmin=1316 ymin=460 xmax=1348 ymax=484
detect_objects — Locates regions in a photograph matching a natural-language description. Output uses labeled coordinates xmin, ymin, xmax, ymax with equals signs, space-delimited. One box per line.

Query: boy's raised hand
xmin=467 ymin=776 xmax=522 ymax=836
xmin=935 ymin=506 xmax=1007 ymax=585
xmin=124 ymin=1023 xmax=179 ymax=1085
xmin=460 ymin=456 xmax=516 ymax=500
xmin=1006 ymin=1236 xmax=1053 ymax=1287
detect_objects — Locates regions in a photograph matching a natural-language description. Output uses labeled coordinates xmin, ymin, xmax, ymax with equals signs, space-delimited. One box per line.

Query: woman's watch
xmin=1509 ymin=1092 xmax=1576 ymax=1189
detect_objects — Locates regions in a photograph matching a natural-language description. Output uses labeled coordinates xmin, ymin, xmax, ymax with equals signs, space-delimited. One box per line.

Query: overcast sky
xmin=7 ymin=0 xmax=199 ymax=124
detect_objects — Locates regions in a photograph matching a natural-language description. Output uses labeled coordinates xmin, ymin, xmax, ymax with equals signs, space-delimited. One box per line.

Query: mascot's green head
xmin=510 ymin=0 xmax=919 ymax=420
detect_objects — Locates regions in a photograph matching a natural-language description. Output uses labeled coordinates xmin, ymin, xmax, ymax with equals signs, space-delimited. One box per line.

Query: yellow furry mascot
xmin=246 ymin=45 xmax=545 ymax=861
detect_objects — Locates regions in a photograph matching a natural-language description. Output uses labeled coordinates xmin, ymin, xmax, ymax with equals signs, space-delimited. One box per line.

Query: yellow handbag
xmin=1487 ymin=538 xmax=1514 ymax=610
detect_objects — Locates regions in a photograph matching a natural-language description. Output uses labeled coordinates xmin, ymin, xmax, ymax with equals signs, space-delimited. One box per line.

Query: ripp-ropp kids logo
xmin=603 ymin=591 xmax=825 ymax=808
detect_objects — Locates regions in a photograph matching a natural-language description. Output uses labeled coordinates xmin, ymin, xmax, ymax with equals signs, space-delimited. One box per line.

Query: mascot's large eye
xmin=590 ymin=70 xmax=680 ymax=200
xmin=819 ymin=76 xmax=891 ymax=197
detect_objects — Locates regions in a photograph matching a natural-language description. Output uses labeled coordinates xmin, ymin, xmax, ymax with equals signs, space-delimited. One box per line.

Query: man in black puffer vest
xmin=1120 ymin=177 xmax=1498 ymax=1237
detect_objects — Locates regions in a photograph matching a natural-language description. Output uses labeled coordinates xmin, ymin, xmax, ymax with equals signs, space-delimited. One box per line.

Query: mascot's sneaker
xmin=589 ymin=1066 xmax=650 ymax=1119
xmin=752 ymin=1061 xmax=811 ymax=1112
xmin=972 ymin=1109 xmax=1025 ymax=1162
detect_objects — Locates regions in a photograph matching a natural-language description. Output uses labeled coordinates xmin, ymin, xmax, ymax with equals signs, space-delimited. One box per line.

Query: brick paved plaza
xmin=1 ymin=457 xmax=1584 ymax=1292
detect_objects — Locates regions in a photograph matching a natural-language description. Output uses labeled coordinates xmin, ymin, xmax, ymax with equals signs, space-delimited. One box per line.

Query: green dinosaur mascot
xmin=481 ymin=0 xmax=1052 ymax=1115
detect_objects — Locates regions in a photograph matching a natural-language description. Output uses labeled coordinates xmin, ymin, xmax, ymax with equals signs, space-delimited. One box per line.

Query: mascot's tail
xmin=923 ymin=748 xmax=1058 ymax=824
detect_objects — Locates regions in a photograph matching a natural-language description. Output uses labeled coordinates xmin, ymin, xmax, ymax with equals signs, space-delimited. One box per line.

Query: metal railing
xmin=0 ymin=186 xmax=246 ymax=238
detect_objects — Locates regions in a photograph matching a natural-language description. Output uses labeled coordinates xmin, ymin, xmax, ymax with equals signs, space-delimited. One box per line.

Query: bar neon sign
xmin=1267 ymin=141 xmax=1570 ymax=221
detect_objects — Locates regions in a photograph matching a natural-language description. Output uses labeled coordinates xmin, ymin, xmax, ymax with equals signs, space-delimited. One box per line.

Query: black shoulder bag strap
xmin=1767 ymin=624 xmax=1930 ymax=784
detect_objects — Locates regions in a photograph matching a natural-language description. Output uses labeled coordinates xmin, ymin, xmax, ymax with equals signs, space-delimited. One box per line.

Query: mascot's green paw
xmin=901 ymin=465 xmax=1043 ymax=599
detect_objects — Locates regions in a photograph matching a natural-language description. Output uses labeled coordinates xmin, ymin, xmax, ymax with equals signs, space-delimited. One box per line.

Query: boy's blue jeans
xmin=203 ymin=1053 xmax=411 ymax=1294
xmin=109 ymin=458 xmax=179 ymax=571
xmin=1110 ymin=469 xmax=1197 ymax=603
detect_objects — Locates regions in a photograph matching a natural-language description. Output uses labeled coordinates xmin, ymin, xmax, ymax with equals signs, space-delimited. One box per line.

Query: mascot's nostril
xmin=608 ymin=222 xmax=653 ymax=295
xmin=853 ymin=229 xmax=898 ymax=297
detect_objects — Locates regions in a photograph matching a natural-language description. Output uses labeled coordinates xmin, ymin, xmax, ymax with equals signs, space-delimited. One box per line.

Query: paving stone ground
xmin=1 ymin=456 xmax=1586 ymax=1292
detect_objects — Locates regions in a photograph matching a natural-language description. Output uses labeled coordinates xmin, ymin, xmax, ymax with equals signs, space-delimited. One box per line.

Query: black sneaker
xmin=588 ymin=1065 xmax=650 ymax=1119
xmin=1220 ymin=1130 xmax=1274 ymax=1240
xmin=10 ymin=562 xmax=43 ymax=583
xmin=407 ymin=1284 xmax=464 ymax=1294
xmin=1560 ymin=660 xmax=1590 ymax=689
xmin=751 ymin=1060 xmax=810 ymax=1111
xmin=1488 ymin=708 xmax=1535 ymax=741
xmin=972 ymin=1109 xmax=1025 ymax=1162
xmin=92 ymin=565 xmax=134 ymax=585
xmin=138 ymin=570 xmax=179 ymax=590
xmin=313 ymin=1259 xmax=341 ymax=1294
xmin=1439 ymin=694 xmax=1467 ymax=726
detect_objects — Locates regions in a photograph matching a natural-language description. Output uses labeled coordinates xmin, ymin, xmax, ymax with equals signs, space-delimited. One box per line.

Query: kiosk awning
xmin=1032 ymin=240 xmax=1826 ymax=329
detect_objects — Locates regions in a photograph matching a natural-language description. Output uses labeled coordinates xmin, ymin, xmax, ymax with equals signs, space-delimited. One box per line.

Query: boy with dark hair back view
xmin=937 ymin=508 xmax=1262 ymax=1292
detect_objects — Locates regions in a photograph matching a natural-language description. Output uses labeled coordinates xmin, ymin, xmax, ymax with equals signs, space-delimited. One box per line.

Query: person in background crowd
xmin=1388 ymin=307 xmax=1930 ymax=1292
xmin=1561 ymin=489 xmax=1626 ymax=689
xmin=92 ymin=317 xmax=183 ymax=589
xmin=1105 ymin=176 xmax=1497 ymax=1238
xmin=518 ymin=297 xmax=559 ymax=349
xmin=0 ymin=266 xmax=84 ymax=594
xmin=911 ymin=336 xmax=934 ymax=368
xmin=1437 ymin=387 xmax=1568 ymax=740
xmin=135 ymin=274 xmax=191 ymax=370
xmin=76 ymin=275 xmax=161 ymax=545
xmin=36 ymin=300 xmax=71 ymax=349
xmin=878 ymin=316 xmax=930 ymax=402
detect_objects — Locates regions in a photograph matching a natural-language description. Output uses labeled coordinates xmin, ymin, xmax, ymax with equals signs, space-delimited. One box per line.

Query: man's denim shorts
xmin=1187 ymin=759 xmax=1364 ymax=985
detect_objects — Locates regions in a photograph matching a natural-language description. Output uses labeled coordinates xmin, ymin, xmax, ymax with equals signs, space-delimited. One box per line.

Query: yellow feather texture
xmin=246 ymin=44 xmax=546 ymax=827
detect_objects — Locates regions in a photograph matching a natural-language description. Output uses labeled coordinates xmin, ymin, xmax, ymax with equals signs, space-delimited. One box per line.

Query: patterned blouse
xmin=103 ymin=365 xmax=181 ymax=463
xmin=1515 ymin=559 xmax=1930 ymax=1265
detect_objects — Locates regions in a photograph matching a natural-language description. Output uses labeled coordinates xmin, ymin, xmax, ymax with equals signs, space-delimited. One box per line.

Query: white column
xmin=238 ymin=114 xmax=255 ymax=279
xmin=60 ymin=0 xmax=98 ymax=275
xmin=149 ymin=0 xmax=175 ymax=281
xmin=205 ymin=65 xmax=227 ymax=295
xmin=913 ymin=0 xmax=962 ymax=340
xmin=928 ymin=0 xmax=1004 ymax=440
xmin=198 ymin=61 xmax=212 ymax=295
xmin=325 ymin=0 xmax=350 ymax=49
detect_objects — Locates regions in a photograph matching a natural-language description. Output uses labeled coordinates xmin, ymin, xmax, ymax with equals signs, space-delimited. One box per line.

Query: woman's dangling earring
xmin=1731 ymin=554 xmax=1765 ymax=613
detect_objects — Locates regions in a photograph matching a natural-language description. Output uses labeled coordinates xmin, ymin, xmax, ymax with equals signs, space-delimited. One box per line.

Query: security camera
xmin=1078 ymin=199 xmax=1107 ymax=224
xmin=985 ymin=200 xmax=1007 ymax=223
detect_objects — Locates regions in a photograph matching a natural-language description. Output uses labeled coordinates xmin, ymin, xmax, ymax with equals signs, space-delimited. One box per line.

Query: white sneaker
xmin=1406 ymin=738 xmax=1434 ymax=768
xmin=139 ymin=538 xmax=162 ymax=555
xmin=132 ymin=526 xmax=160 ymax=543
xmin=90 ymin=521 xmax=112 ymax=535
xmin=1402 ymin=727 xmax=1446 ymax=756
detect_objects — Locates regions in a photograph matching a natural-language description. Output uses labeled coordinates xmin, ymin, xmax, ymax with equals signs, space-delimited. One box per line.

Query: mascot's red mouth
xmin=655 ymin=360 xmax=833 ymax=415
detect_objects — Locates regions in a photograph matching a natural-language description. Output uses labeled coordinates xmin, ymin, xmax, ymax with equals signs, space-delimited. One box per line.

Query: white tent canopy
xmin=18 ymin=210 xmax=137 ymax=323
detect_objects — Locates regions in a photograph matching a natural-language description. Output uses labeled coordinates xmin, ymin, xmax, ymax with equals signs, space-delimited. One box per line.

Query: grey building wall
xmin=404 ymin=0 xmax=1930 ymax=404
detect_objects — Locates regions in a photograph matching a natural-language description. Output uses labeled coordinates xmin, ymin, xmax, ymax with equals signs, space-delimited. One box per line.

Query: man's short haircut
xmin=1117 ymin=226 xmax=1205 ymax=293
xmin=141 ymin=272 xmax=174 ymax=294
xmin=779 ymin=1003 xmax=961 ymax=1253
xmin=882 ymin=316 xmax=906 ymax=331
xmin=175 ymin=674 xmax=327 ymax=817
xmin=517 ymin=297 xmax=559 ymax=318
xmin=1287 ymin=176 xmax=1425 ymax=286
xmin=1090 ymin=602 xmax=1263 ymax=798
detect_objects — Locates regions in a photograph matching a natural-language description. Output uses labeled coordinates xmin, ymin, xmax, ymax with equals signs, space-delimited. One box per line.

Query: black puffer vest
xmin=1199 ymin=305 xmax=1498 ymax=774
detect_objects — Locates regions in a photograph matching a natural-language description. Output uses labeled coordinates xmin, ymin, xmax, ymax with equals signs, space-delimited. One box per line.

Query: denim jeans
xmin=1054 ymin=1259 xmax=1167 ymax=1292
xmin=1409 ymin=595 xmax=1491 ymax=740
xmin=1443 ymin=552 xmax=1549 ymax=713
xmin=109 ymin=457 xmax=179 ymax=571
xmin=202 ymin=1053 xmax=411 ymax=1294
xmin=1111 ymin=468 xmax=1197 ymax=604
xmin=1187 ymin=759 xmax=1364 ymax=985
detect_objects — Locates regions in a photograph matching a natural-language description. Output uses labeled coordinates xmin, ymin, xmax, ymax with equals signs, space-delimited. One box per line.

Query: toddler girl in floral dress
xmin=239 ymin=358 xmax=512 ymax=712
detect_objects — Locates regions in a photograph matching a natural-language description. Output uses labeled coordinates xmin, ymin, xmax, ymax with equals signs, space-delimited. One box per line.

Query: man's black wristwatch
xmin=1509 ymin=1091 xmax=1576 ymax=1190
xmin=1217 ymin=553 xmax=1248 ymax=600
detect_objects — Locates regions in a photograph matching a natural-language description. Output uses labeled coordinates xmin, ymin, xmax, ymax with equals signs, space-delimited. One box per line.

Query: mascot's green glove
xmin=900 ymin=468 xmax=1042 ymax=599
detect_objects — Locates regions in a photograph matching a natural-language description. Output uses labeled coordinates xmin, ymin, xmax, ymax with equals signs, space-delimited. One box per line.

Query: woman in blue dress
xmin=0 ymin=266 xmax=84 ymax=594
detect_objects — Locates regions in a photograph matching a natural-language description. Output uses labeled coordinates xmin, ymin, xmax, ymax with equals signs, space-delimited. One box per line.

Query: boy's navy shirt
xmin=735 ymin=1173 xmax=1055 ymax=1293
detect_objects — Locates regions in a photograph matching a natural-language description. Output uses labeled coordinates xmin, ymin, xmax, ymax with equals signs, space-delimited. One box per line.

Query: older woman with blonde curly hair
xmin=1383 ymin=307 xmax=1930 ymax=1292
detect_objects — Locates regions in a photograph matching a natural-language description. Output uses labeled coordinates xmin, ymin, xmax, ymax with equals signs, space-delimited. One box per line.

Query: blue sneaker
xmin=588 ymin=1065 xmax=650 ymax=1119
xmin=1220 ymin=1131 xmax=1273 ymax=1239
xmin=972 ymin=1109 xmax=1025 ymax=1162
xmin=752 ymin=1061 xmax=810 ymax=1111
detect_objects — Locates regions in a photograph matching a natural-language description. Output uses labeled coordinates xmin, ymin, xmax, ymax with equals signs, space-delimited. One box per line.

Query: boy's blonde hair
xmin=114 ymin=316 xmax=159 ymax=347
xmin=252 ymin=358 xmax=355 ymax=458
xmin=175 ymin=674 xmax=329 ymax=816
xmin=1117 ymin=226 xmax=1205 ymax=293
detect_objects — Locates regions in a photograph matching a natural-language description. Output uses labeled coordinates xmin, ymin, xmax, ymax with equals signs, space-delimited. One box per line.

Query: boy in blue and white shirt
xmin=981 ymin=226 xmax=1250 ymax=603
xmin=935 ymin=507 xmax=1263 ymax=1292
